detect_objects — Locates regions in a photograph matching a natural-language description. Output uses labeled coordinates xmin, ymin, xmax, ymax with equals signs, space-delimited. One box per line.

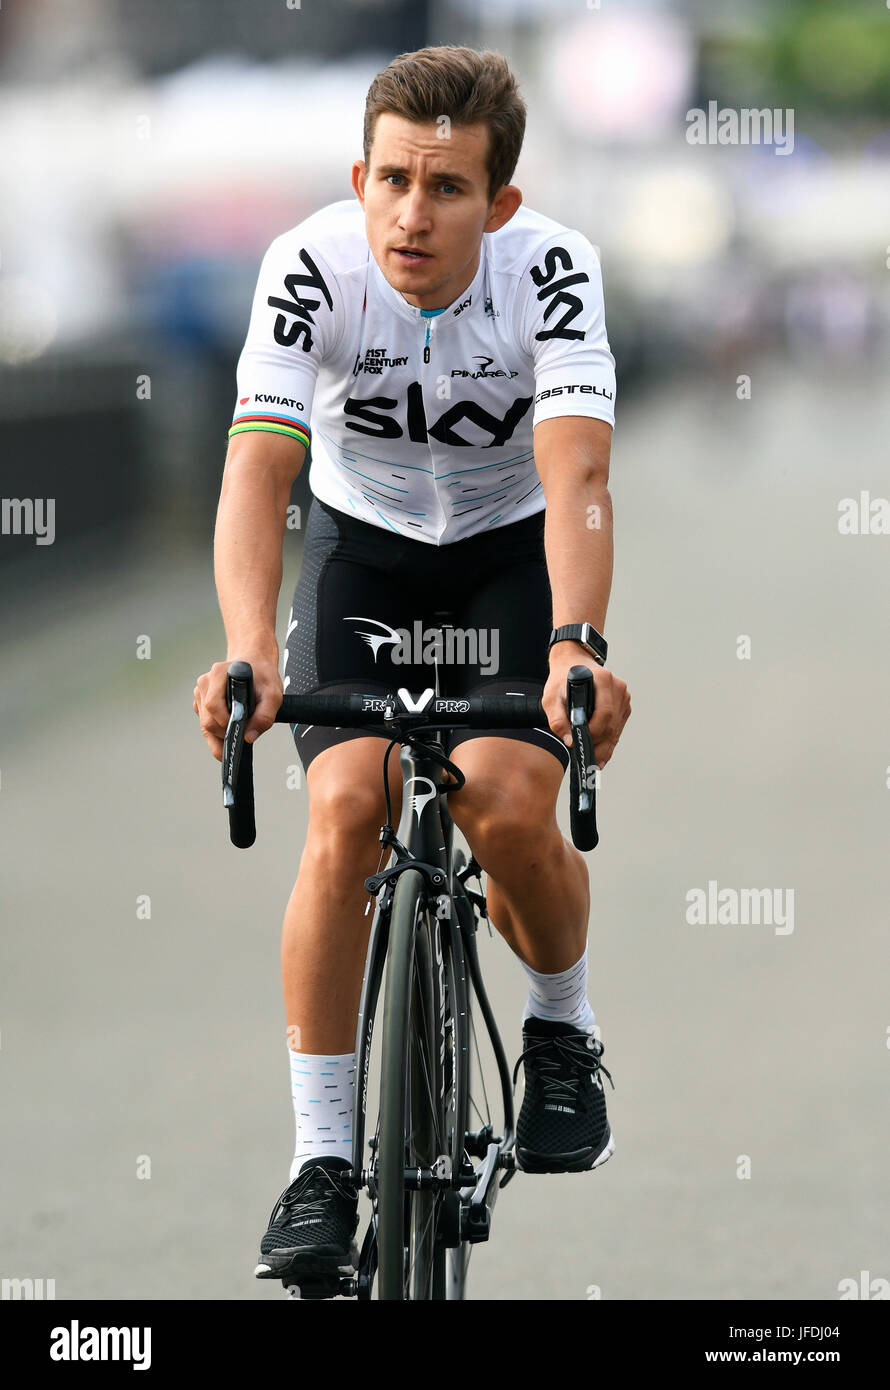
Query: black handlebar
xmin=222 ymin=664 xmax=599 ymax=852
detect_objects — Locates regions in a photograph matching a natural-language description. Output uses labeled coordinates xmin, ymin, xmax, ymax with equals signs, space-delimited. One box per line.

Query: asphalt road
xmin=2 ymin=356 xmax=888 ymax=1300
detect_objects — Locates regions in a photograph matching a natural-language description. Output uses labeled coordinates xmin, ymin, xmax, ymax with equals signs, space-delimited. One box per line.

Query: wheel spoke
xmin=408 ymin=1195 xmax=440 ymax=1295
xmin=412 ymin=953 xmax=445 ymax=1154
xmin=468 ymin=1000 xmax=491 ymax=1126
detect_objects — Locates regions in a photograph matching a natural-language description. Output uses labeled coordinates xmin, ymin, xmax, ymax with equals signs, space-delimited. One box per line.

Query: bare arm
xmin=215 ymin=431 xmax=305 ymax=655
xmin=536 ymin=415 xmax=613 ymax=632
xmin=194 ymin=431 xmax=306 ymax=759
xmin=534 ymin=415 xmax=630 ymax=765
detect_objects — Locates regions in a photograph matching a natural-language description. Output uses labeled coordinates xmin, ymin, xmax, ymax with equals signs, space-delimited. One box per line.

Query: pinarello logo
xmin=239 ymin=396 xmax=250 ymax=404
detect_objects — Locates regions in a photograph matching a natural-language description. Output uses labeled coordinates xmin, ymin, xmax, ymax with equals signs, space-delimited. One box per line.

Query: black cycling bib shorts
xmin=283 ymin=498 xmax=569 ymax=775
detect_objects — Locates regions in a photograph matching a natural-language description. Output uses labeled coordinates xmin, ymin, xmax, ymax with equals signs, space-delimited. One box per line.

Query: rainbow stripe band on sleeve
xmin=228 ymin=414 xmax=311 ymax=450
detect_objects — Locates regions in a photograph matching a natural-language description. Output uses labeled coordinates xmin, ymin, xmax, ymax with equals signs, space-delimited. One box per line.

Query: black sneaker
xmin=254 ymin=1156 xmax=360 ymax=1294
xmin=513 ymin=1016 xmax=615 ymax=1174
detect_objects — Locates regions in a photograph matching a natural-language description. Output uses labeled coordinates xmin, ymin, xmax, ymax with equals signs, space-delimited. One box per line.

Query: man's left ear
xmin=485 ymin=185 xmax=522 ymax=234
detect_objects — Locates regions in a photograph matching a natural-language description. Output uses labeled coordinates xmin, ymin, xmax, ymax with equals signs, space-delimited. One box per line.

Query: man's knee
xmin=448 ymin=745 xmax=561 ymax=867
xmin=305 ymin=743 xmax=397 ymax=864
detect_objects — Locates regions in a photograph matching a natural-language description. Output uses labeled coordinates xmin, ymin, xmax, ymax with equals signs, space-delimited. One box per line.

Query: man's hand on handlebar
xmin=194 ymin=646 xmax=283 ymax=761
xmin=542 ymin=644 xmax=631 ymax=770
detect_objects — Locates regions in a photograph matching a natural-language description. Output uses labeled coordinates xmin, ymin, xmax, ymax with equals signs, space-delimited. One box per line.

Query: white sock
xmin=288 ymin=1049 xmax=356 ymax=1181
xmin=520 ymin=948 xmax=596 ymax=1032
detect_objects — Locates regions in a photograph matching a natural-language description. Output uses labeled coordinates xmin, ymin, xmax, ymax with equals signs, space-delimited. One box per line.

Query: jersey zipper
xmin=418 ymin=312 xmax=443 ymax=534
xmin=422 ymin=313 xmax=438 ymax=364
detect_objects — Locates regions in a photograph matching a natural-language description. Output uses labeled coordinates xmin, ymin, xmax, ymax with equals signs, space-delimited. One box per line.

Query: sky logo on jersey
xmin=530 ymin=245 xmax=589 ymax=342
xmin=452 ymin=295 xmax=472 ymax=315
xmin=267 ymin=247 xmax=333 ymax=353
xmin=344 ymin=383 xmax=532 ymax=447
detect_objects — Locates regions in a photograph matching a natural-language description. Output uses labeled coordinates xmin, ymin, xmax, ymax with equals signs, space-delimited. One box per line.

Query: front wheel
xmin=377 ymin=869 xmax=448 ymax=1300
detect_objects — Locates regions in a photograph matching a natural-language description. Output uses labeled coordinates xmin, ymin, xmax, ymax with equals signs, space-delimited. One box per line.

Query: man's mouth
xmin=393 ymin=247 xmax=432 ymax=264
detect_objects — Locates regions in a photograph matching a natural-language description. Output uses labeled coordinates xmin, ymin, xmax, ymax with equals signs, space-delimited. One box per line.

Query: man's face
xmin=352 ymin=113 xmax=521 ymax=310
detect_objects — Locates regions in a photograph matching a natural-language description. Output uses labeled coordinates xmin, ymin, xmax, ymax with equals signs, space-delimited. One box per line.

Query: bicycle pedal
xmin=282 ymin=1274 xmax=355 ymax=1300
xmin=460 ymin=1203 xmax=491 ymax=1244
xmin=499 ymin=1156 xmax=518 ymax=1190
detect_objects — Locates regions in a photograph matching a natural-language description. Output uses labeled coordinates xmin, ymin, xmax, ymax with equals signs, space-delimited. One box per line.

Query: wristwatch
xmin=548 ymin=622 xmax=607 ymax=667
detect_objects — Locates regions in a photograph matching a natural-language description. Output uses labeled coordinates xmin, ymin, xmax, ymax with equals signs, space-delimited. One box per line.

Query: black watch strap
xmin=548 ymin=622 xmax=607 ymax=666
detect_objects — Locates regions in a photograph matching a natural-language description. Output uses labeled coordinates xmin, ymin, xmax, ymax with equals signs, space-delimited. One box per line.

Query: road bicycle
xmin=221 ymin=650 xmax=599 ymax=1300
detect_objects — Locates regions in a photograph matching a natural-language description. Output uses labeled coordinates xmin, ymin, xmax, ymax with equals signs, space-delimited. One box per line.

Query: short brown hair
xmin=363 ymin=46 xmax=526 ymax=201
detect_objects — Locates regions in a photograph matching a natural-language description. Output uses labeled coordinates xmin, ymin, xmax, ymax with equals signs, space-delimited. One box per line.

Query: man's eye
xmin=386 ymin=174 xmax=404 ymax=186
xmin=439 ymin=183 xmax=458 ymax=194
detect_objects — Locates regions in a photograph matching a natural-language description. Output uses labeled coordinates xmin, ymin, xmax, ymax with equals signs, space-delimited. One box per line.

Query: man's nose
xmin=398 ymin=186 xmax=433 ymax=235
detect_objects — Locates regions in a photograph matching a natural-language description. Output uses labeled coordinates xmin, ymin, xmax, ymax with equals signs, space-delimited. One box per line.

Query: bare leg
xmin=447 ymin=738 xmax=589 ymax=971
xmin=281 ymin=739 xmax=402 ymax=1054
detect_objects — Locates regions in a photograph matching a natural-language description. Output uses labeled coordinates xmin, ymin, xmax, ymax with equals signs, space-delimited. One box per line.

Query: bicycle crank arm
xmin=458 ymin=1140 xmax=508 ymax=1242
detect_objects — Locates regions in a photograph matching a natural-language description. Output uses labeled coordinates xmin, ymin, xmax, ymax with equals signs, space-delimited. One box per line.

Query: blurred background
xmin=2 ymin=0 xmax=888 ymax=1301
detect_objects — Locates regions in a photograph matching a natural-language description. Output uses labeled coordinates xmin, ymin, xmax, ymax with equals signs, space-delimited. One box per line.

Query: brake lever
xmin=223 ymin=660 xmax=257 ymax=848
xmin=566 ymin=664 xmax=599 ymax=851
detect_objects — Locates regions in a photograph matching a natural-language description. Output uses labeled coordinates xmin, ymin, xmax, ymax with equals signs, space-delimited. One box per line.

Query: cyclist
xmin=194 ymin=45 xmax=631 ymax=1295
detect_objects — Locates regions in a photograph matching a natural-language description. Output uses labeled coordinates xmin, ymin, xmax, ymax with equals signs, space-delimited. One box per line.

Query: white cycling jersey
xmin=230 ymin=198 xmax=616 ymax=545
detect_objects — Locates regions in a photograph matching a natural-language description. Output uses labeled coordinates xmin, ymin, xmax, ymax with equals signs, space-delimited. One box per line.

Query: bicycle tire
xmin=377 ymin=868 xmax=448 ymax=1300
xmin=445 ymin=844 xmax=517 ymax=1297
xmin=444 ymin=847 xmax=472 ymax=1300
